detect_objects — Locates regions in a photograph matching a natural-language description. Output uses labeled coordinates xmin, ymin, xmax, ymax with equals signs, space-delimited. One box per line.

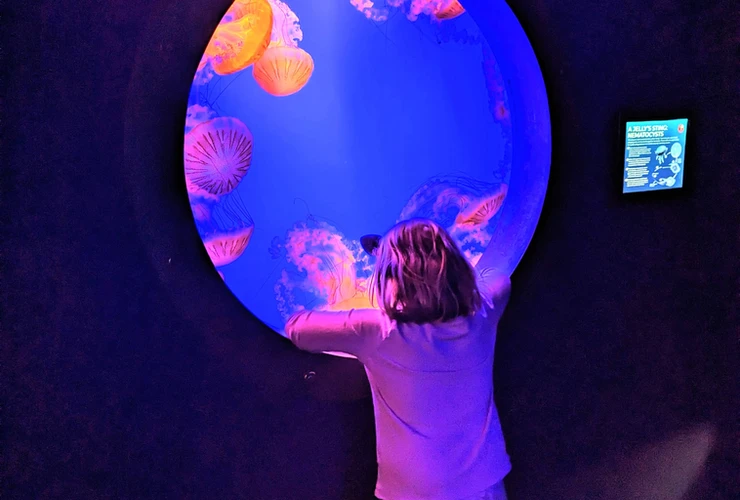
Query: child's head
xmin=369 ymin=218 xmax=481 ymax=324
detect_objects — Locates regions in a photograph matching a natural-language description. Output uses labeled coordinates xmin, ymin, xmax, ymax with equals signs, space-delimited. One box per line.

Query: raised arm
xmin=285 ymin=308 xmax=387 ymax=359
xmin=476 ymin=267 xmax=512 ymax=322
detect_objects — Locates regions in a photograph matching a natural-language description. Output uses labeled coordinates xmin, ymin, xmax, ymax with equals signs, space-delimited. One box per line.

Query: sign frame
xmin=616 ymin=111 xmax=693 ymax=198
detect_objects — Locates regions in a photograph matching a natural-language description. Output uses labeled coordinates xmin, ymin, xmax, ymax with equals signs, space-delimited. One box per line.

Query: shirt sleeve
xmin=285 ymin=308 xmax=389 ymax=360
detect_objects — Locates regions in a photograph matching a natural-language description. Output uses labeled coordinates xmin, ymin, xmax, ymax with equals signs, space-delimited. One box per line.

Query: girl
xmin=286 ymin=218 xmax=512 ymax=500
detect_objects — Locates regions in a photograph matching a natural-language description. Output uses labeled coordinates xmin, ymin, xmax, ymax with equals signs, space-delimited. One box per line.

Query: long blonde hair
xmin=369 ymin=218 xmax=481 ymax=324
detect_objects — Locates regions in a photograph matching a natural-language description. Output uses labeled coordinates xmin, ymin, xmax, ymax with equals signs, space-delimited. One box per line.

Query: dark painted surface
xmin=2 ymin=0 xmax=738 ymax=498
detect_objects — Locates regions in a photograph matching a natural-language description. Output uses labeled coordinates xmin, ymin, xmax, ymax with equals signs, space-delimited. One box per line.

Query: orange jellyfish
xmin=252 ymin=0 xmax=314 ymax=97
xmin=455 ymin=184 xmax=508 ymax=227
xmin=252 ymin=46 xmax=314 ymax=97
xmin=324 ymin=293 xmax=373 ymax=312
xmin=204 ymin=0 xmax=273 ymax=76
xmin=222 ymin=0 xmax=267 ymax=24
xmin=184 ymin=117 xmax=253 ymax=196
xmin=434 ymin=0 xmax=465 ymax=20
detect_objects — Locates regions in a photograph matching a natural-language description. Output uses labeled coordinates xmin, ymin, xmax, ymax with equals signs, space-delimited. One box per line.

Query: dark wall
xmin=3 ymin=1 xmax=738 ymax=499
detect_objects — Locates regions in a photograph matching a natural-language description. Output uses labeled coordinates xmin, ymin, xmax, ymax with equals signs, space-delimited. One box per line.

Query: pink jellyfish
xmin=192 ymin=189 xmax=255 ymax=269
xmin=273 ymin=219 xmax=373 ymax=319
xmin=184 ymin=117 xmax=253 ymax=196
xmin=203 ymin=225 xmax=254 ymax=267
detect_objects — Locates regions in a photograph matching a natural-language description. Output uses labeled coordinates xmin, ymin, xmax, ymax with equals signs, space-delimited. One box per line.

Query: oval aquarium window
xmin=183 ymin=0 xmax=550 ymax=335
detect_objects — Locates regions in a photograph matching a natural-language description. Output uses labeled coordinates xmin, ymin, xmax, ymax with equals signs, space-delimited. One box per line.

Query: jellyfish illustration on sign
xmin=649 ymin=139 xmax=684 ymax=188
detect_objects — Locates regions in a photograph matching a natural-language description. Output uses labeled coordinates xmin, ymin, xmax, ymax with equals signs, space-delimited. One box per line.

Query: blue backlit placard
xmin=623 ymin=118 xmax=688 ymax=193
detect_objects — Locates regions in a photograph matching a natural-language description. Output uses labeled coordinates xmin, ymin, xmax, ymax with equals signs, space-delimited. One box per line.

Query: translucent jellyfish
xmin=266 ymin=0 xmax=304 ymax=48
xmin=252 ymin=46 xmax=315 ymax=97
xmin=193 ymin=57 xmax=216 ymax=86
xmin=191 ymin=190 xmax=255 ymax=268
xmin=349 ymin=0 xmax=464 ymax=23
xmin=399 ymin=175 xmax=508 ymax=266
xmin=400 ymin=0 xmax=448 ymax=22
xmin=349 ymin=0 xmax=390 ymax=22
xmin=455 ymin=184 xmax=508 ymax=227
xmin=436 ymin=21 xmax=483 ymax=45
xmin=203 ymin=0 xmax=273 ymax=76
xmin=184 ymin=117 xmax=254 ymax=196
xmin=185 ymin=104 xmax=216 ymax=132
xmin=482 ymin=45 xmax=511 ymax=125
xmin=433 ymin=0 xmax=465 ymax=20
xmin=273 ymin=219 xmax=373 ymax=319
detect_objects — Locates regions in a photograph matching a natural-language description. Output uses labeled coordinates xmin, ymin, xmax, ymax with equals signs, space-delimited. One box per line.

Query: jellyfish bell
xmin=434 ymin=0 xmax=465 ymax=20
xmin=184 ymin=117 xmax=254 ymax=196
xmin=455 ymin=184 xmax=508 ymax=227
xmin=193 ymin=189 xmax=255 ymax=268
xmin=186 ymin=175 xmax=221 ymax=202
xmin=204 ymin=225 xmax=255 ymax=267
xmin=253 ymin=46 xmax=315 ymax=97
xmin=205 ymin=0 xmax=273 ymax=76
xmin=251 ymin=0 xmax=314 ymax=97
xmin=222 ymin=0 xmax=270 ymax=24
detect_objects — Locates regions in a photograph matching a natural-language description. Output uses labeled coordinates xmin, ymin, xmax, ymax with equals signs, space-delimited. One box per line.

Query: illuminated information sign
xmin=623 ymin=118 xmax=688 ymax=193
